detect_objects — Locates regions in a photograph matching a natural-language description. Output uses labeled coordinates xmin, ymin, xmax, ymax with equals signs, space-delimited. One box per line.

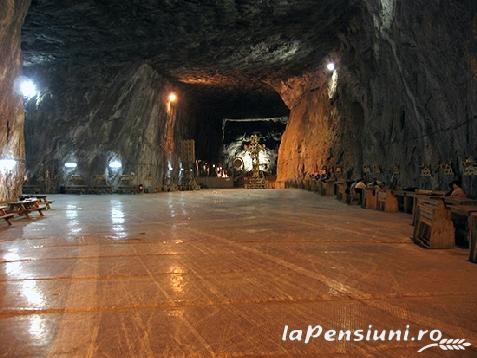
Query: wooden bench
xmin=393 ymin=190 xmax=415 ymax=213
xmin=412 ymin=190 xmax=447 ymax=226
xmin=363 ymin=188 xmax=378 ymax=209
xmin=446 ymin=202 xmax=477 ymax=250
xmin=7 ymin=199 xmax=47 ymax=219
xmin=376 ymin=190 xmax=399 ymax=213
xmin=320 ymin=181 xmax=335 ymax=196
xmin=335 ymin=181 xmax=348 ymax=203
xmin=117 ymin=175 xmax=137 ymax=194
xmin=20 ymin=194 xmax=53 ymax=209
xmin=64 ymin=175 xmax=88 ymax=194
xmin=0 ymin=205 xmax=14 ymax=226
xmin=469 ymin=212 xmax=477 ymax=263
xmin=90 ymin=175 xmax=113 ymax=194
xmin=310 ymin=179 xmax=319 ymax=192
xmin=412 ymin=198 xmax=454 ymax=248
xmin=304 ymin=179 xmax=312 ymax=191
xmin=22 ymin=184 xmax=42 ymax=194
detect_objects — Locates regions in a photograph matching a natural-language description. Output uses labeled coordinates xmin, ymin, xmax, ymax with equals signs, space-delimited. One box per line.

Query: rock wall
xmin=24 ymin=63 xmax=188 ymax=192
xmin=277 ymin=0 xmax=477 ymax=194
xmin=0 ymin=0 xmax=31 ymax=201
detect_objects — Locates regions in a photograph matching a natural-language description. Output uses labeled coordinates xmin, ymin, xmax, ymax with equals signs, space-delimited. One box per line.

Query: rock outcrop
xmin=24 ymin=63 xmax=187 ymax=191
xmin=0 ymin=0 xmax=31 ymax=201
xmin=277 ymin=0 xmax=477 ymax=195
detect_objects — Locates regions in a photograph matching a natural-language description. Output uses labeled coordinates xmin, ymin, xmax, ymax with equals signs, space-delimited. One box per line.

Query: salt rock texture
xmin=0 ymin=0 xmax=31 ymax=201
xmin=277 ymin=0 xmax=477 ymax=195
xmin=21 ymin=0 xmax=354 ymax=86
xmin=24 ymin=64 xmax=186 ymax=191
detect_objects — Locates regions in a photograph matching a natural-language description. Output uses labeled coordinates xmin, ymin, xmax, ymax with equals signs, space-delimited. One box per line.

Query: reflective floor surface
xmin=0 ymin=189 xmax=476 ymax=357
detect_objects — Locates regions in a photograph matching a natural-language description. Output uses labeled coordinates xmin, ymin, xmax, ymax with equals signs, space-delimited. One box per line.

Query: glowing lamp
xmin=64 ymin=162 xmax=77 ymax=169
xmin=326 ymin=63 xmax=336 ymax=72
xmin=168 ymin=92 xmax=177 ymax=103
xmin=0 ymin=158 xmax=16 ymax=172
xmin=108 ymin=160 xmax=122 ymax=169
xmin=19 ymin=78 xmax=38 ymax=99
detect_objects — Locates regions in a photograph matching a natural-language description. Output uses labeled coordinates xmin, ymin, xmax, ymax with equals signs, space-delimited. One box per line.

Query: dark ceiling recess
xmin=22 ymin=0 xmax=357 ymax=87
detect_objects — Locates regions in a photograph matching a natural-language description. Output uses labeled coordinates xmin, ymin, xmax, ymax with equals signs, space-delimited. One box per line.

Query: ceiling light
xmin=64 ymin=162 xmax=77 ymax=169
xmin=19 ymin=78 xmax=38 ymax=99
xmin=168 ymin=92 xmax=177 ymax=102
xmin=0 ymin=158 xmax=16 ymax=172
xmin=108 ymin=160 xmax=122 ymax=169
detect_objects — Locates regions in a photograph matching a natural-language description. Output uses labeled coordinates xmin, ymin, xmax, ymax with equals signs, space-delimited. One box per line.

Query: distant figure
xmin=355 ymin=178 xmax=367 ymax=191
xmin=353 ymin=178 xmax=367 ymax=204
xmin=446 ymin=181 xmax=466 ymax=199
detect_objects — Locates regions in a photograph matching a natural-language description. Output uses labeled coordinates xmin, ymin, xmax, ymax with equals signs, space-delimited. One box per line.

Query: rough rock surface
xmin=0 ymin=0 xmax=31 ymax=201
xmin=277 ymin=0 xmax=477 ymax=195
xmin=2 ymin=0 xmax=476 ymax=197
xmin=21 ymin=0 xmax=356 ymax=86
xmin=24 ymin=64 xmax=185 ymax=191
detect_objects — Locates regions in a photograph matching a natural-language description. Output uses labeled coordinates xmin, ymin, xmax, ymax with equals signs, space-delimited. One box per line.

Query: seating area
xmin=59 ymin=175 xmax=136 ymax=194
xmin=286 ymin=176 xmax=477 ymax=263
xmin=0 ymin=194 xmax=52 ymax=227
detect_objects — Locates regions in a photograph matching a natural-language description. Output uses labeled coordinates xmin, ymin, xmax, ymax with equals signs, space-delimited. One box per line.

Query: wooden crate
xmin=412 ymin=198 xmax=455 ymax=249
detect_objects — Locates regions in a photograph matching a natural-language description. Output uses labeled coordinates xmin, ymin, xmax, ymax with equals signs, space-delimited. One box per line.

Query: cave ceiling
xmin=22 ymin=0 xmax=357 ymax=88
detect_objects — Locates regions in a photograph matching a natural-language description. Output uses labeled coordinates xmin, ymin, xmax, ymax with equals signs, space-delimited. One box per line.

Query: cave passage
xmin=1 ymin=0 xmax=477 ymax=356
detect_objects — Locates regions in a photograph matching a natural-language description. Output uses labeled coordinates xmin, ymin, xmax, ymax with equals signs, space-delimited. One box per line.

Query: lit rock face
xmin=277 ymin=0 xmax=477 ymax=194
xmin=24 ymin=64 xmax=185 ymax=191
xmin=0 ymin=0 xmax=31 ymax=201
xmin=222 ymin=117 xmax=288 ymax=174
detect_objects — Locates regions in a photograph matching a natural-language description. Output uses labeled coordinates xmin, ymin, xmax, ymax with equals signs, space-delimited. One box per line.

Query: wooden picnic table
xmin=0 ymin=205 xmax=14 ymax=226
xmin=7 ymin=199 xmax=45 ymax=218
xmin=20 ymin=194 xmax=52 ymax=209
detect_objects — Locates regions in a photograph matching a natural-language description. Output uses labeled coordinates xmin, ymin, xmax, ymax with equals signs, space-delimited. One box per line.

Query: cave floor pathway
xmin=0 ymin=189 xmax=476 ymax=357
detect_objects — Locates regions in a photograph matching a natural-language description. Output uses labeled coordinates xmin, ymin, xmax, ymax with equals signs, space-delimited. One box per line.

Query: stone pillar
xmin=0 ymin=0 xmax=31 ymax=201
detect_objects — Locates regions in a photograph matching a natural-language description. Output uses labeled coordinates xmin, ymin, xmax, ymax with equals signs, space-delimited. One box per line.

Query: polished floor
xmin=0 ymin=189 xmax=476 ymax=357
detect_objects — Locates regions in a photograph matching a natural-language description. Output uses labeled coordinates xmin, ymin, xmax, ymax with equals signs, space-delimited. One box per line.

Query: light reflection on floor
xmin=0 ymin=190 xmax=476 ymax=357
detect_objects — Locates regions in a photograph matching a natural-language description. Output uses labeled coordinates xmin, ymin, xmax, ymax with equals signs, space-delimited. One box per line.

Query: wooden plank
xmin=469 ymin=213 xmax=477 ymax=263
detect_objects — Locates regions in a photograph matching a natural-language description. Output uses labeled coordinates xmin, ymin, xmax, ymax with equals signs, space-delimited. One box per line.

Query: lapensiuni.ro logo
xmin=281 ymin=325 xmax=472 ymax=353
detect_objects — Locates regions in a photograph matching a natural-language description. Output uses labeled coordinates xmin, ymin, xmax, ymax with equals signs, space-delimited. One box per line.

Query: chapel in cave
xmin=1 ymin=1 xmax=477 ymax=356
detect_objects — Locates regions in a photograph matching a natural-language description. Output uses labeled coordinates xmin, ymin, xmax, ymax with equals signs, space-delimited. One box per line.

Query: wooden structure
xmin=117 ymin=175 xmax=137 ymax=194
xmin=393 ymin=190 xmax=415 ymax=213
xmin=336 ymin=181 xmax=347 ymax=203
xmin=412 ymin=190 xmax=447 ymax=225
xmin=64 ymin=175 xmax=88 ymax=194
xmin=412 ymin=198 xmax=455 ymax=248
xmin=377 ymin=190 xmax=399 ymax=213
xmin=320 ymin=181 xmax=335 ymax=196
xmin=20 ymin=194 xmax=53 ymax=209
xmin=363 ymin=188 xmax=378 ymax=209
xmin=7 ymin=199 xmax=46 ymax=219
xmin=90 ymin=175 xmax=112 ymax=194
xmin=180 ymin=139 xmax=196 ymax=163
xmin=470 ymin=212 xmax=477 ymax=263
xmin=22 ymin=184 xmax=41 ymax=194
xmin=0 ymin=205 xmax=14 ymax=226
